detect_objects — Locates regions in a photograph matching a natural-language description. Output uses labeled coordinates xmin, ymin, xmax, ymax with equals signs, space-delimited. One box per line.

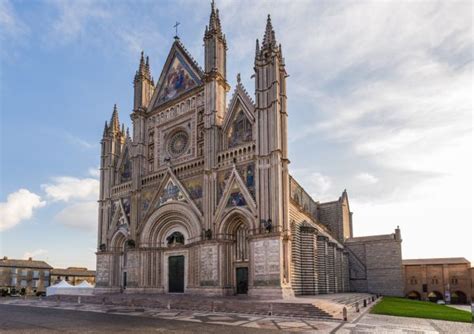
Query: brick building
xmin=403 ymin=258 xmax=472 ymax=304
xmin=51 ymin=267 xmax=96 ymax=286
xmin=0 ymin=257 xmax=52 ymax=295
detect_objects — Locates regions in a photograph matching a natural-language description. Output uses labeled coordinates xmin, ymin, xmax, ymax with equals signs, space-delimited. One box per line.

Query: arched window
xmin=410 ymin=276 xmax=417 ymax=285
xmin=235 ymin=223 xmax=248 ymax=261
xmin=431 ymin=276 xmax=439 ymax=285
xmin=451 ymin=276 xmax=458 ymax=285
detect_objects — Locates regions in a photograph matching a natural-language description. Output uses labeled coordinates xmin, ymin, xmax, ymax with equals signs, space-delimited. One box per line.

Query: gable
xmin=151 ymin=41 xmax=203 ymax=108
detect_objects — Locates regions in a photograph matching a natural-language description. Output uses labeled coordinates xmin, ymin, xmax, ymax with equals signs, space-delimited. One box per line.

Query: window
xmin=44 ymin=281 xmax=49 ymax=287
xmin=21 ymin=269 xmax=28 ymax=276
xmin=11 ymin=268 xmax=18 ymax=274
xmin=44 ymin=270 xmax=50 ymax=277
xmin=33 ymin=271 xmax=39 ymax=279
xmin=11 ymin=277 xmax=17 ymax=286
xmin=431 ymin=277 xmax=439 ymax=285
xmin=32 ymin=280 xmax=39 ymax=288
xmin=409 ymin=276 xmax=417 ymax=285
xmin=451 ymin=277 xmax=458 ymax=285
xmin=20 ymin=280 xmax=27 ymax=287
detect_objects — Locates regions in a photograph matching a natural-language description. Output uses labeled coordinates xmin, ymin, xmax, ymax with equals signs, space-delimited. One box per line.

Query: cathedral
xmin=95 ymin=2 xmax=403 ymax=298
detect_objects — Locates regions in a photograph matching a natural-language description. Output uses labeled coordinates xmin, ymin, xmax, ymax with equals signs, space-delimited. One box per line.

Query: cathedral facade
xmin=95 ymin=3 xmax=402 ymax=298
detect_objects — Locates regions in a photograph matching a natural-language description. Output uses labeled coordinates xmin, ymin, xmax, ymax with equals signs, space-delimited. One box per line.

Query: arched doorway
xmin=219 ymin=211 xmax=252 ymax=295
xmin=451 ymin=291 xmax=467 ymax=304
xmin=110 ymin=231 xmax=127 ymax=289
xmin=407 ymin=291 xmax=421 ymax=300
xmin=139 ymin=202 xmax=201 ymax=293
xmin=428 ymin=291 xmax=443 ymax=302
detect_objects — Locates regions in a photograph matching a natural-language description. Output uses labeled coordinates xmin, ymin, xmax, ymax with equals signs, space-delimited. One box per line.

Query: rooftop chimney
xmin=28 ymin=257 xmax=32 ymax=261
xmin=3 ymin=256 xmax=7 ymax=260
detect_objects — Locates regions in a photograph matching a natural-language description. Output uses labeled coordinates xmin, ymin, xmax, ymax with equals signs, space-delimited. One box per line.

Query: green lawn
xmin=371 ymin=297 xmax=472 ymax=323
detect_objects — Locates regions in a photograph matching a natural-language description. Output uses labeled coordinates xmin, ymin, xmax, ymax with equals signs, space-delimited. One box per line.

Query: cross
xmin=173 ymin=21 xmax=180 ymax=39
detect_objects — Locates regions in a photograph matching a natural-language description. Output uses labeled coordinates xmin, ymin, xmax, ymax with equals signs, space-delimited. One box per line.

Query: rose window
xmin=168 ymin=130 xmax=189 ymax=157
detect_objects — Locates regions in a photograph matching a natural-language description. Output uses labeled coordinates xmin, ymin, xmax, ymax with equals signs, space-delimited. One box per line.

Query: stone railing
xmin=111 ymin=181 xmax=132 ymax=197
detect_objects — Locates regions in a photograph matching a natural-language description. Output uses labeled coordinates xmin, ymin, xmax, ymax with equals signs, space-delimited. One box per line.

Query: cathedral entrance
xmin=168 ymin=255 xmax=185 ymax=293
xmin=236 ymin=267 xmax=248 ymax=294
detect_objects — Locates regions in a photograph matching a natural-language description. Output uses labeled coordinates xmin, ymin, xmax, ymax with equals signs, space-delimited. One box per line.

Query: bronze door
xmin=236 ymin=267 xmax=248 ymax=294
xmin=168 ymin=256 xmax=184 ymax=293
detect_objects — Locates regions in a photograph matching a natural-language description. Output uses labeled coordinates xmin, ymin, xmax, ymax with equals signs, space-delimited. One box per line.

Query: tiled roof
xmin=402 ymin=258 xmax=470 ymax=266
xmin=0 ymin=258 xmax=52 ymax=269
xmin=51 ymin=268 xmax=96 ymax=276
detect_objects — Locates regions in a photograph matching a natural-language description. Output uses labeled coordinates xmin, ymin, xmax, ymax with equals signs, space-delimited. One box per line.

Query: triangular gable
xmin=107 ymin=198 xmax=130 ymax=239
xmin=149 ymin=40 xmax=203 ymax=108
xmin=214 ymin=167 xmax=256 ymax=223
xmin=142 ymin=167 xmax=202 ymax=224
xmin=223 ymin=82 xmax=255 ymax=132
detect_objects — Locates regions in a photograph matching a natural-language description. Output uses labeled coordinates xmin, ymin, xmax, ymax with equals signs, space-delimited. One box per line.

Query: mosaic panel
xmin=237 ymin=163 xmax=255 ymax=198
xmin=182 ymin=175 xmax=203 ymax=209
xmin=156 ymin=54 xmax=199 ymax=104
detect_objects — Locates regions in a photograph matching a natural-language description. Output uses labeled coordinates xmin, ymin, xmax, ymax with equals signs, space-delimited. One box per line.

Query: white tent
xmin=46 ymin=279 xmax=94 ymax=296
xmin=76 ymin=280 xmax=94 ymax=288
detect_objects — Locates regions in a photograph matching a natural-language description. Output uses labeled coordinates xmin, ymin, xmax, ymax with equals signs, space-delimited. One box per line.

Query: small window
xmin=11 ymin=277 xmax=17 ymax=286
xmin=451 ymin=277 xmax=458 ymax=285
xmin=33 ymin=271 xmax=39 ymax=279
xmin=44 ymin=271 xmax=50 ymax=277
xmin=11 ymin=268 xmax=18 ymax=274
xmin=20 ymin=280 xmax=27 ymax=287
xmin=21 ymin=269 xmax=28 ymax=276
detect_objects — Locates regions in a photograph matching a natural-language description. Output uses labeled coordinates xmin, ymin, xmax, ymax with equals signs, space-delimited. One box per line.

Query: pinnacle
xmin=110 ymin=104 xmax=120 ymax=133
xmin=207 ymin=0 xmax=223 ymax=38
xmin=262 ymin=14 xmax=276 ymax=48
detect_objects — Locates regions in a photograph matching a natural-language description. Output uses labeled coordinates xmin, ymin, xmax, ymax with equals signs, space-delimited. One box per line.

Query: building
xmin=95 ymin=2 xmax=403 ymax=298
xmin=403 ymin=258 xmax=472 ymax=304
xmin=0 ymin=257 xmax=52 ymax=295
xmin=51 ymin=267 xmax=96 ymax=286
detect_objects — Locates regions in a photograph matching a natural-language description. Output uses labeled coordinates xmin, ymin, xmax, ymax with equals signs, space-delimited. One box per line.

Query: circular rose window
xmin=168 ymin=130 xmax=189 ymax=157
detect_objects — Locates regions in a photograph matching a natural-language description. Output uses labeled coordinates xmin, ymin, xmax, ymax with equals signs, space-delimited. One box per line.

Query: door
xmin=236 ymin=267 xmax=248 ymax=294
xmin=168 ymin=256 xmax=185 ymax=293
xmin=122 ymin=272 xmax=127 ymax=289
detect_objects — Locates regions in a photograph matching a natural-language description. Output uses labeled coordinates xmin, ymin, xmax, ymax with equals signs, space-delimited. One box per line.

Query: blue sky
xmin=1 ymin=0 xmax=472 ymax=269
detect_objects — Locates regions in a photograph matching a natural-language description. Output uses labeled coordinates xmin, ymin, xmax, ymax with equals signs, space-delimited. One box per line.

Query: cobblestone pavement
xmin=0 ymin=299 xmax=340 ymax=333
xmin=336 ymin=313 xmax=474 ymax=333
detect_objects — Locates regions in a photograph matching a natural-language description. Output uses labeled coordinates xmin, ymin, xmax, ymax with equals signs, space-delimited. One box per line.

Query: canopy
xmin=76 ymin=280 xmax=94 ymax=288
xmin=46 ymin=279 xmax=94 ymax=296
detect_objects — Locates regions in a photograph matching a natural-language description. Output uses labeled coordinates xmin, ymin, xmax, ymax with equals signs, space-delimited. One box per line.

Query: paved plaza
xmin=1 ymin=297 xmax=473 ymax=333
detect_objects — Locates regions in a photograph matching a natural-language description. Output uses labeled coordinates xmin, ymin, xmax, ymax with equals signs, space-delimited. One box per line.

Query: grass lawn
xmin=371 ymin=297 xmax=472 ymax=323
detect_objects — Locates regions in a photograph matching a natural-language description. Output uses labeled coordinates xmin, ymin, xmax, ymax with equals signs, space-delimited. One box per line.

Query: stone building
xmin=95 ymin=2 xmax=402 ymax=298
xmin=403 ymin=258 xmax=472 ymax=304
xmin=0 ymin=257 xmax=52 ymax=295
xmin=51 ymin=267 xmax=96 ymax=286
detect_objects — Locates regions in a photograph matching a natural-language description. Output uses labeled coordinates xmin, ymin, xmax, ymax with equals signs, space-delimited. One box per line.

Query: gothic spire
xmin=206 ymin=0 xmax=223 ymax=38
xmin=134 ymin=51 xmax=152 ymax=83
xmin=262 ymin=14 xmax=277 ymax=49
xmin=103 ymin=121 xmax=108 ymax=137
xmin=110 ymin=104 xmax=120 ymax=133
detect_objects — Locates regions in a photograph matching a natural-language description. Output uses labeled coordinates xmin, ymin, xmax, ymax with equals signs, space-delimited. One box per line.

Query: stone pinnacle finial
xmin=110 ymin=104 xmax=120 ymax=133
xmin=262 ymin=14 xmax=276 ymax=48
xmin=255 ymin=39 xmax=260 ymax=55
xmin=237 ymin=73 xmax=241 ymax=84
xmin=207 ymin=0 xmax=222 ymax=37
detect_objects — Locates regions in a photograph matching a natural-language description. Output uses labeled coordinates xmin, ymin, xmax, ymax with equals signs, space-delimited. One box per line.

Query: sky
xmin=0 ymin=0 xmax=472 ymax=270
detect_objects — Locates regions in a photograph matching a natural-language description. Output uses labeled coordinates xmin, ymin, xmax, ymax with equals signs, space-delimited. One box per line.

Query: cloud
xmin=23 ymin=249 xmax=48 ymax=260
xmin=42 ymin=177 xmax=99 ymax=202
xmin=0 ymin=189 xmax=46 ymax=232
xmin=356 ymin=172 xmax=378 ymax=184
xmin=0 ymin=0 xmax=29 ymax=58
xmin=88 ymin=167 xmax=100 ymax=178
xmin=65 ymin=133 xmax=98 ymax=150
xmin=55 ymin=201 xmax=98 ymax=232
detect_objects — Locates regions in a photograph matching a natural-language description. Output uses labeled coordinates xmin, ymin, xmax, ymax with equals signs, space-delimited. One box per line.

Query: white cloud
xmin=0 ymin=0 xmax=28 ymax=40
xmin=356 ymin=172 xmax=379 ymax=184
xmin=88 ymin=167 xmax=100 ymax=178
xmin=23 ymin=249 xmax=48 ymax=260
xmin=55 ymin=201 xmax=98 ymax=232
xmin=42 ymin=177 xmax=99 ymax=202
xmin=0 ymin=189 xmax=46 ymax=232
xmin=65 ymin=133 xmax=98 ymax=150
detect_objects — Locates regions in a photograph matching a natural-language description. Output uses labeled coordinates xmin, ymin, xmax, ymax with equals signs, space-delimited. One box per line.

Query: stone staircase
xmin=46 ymin=294 xmax=334 ymax=320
